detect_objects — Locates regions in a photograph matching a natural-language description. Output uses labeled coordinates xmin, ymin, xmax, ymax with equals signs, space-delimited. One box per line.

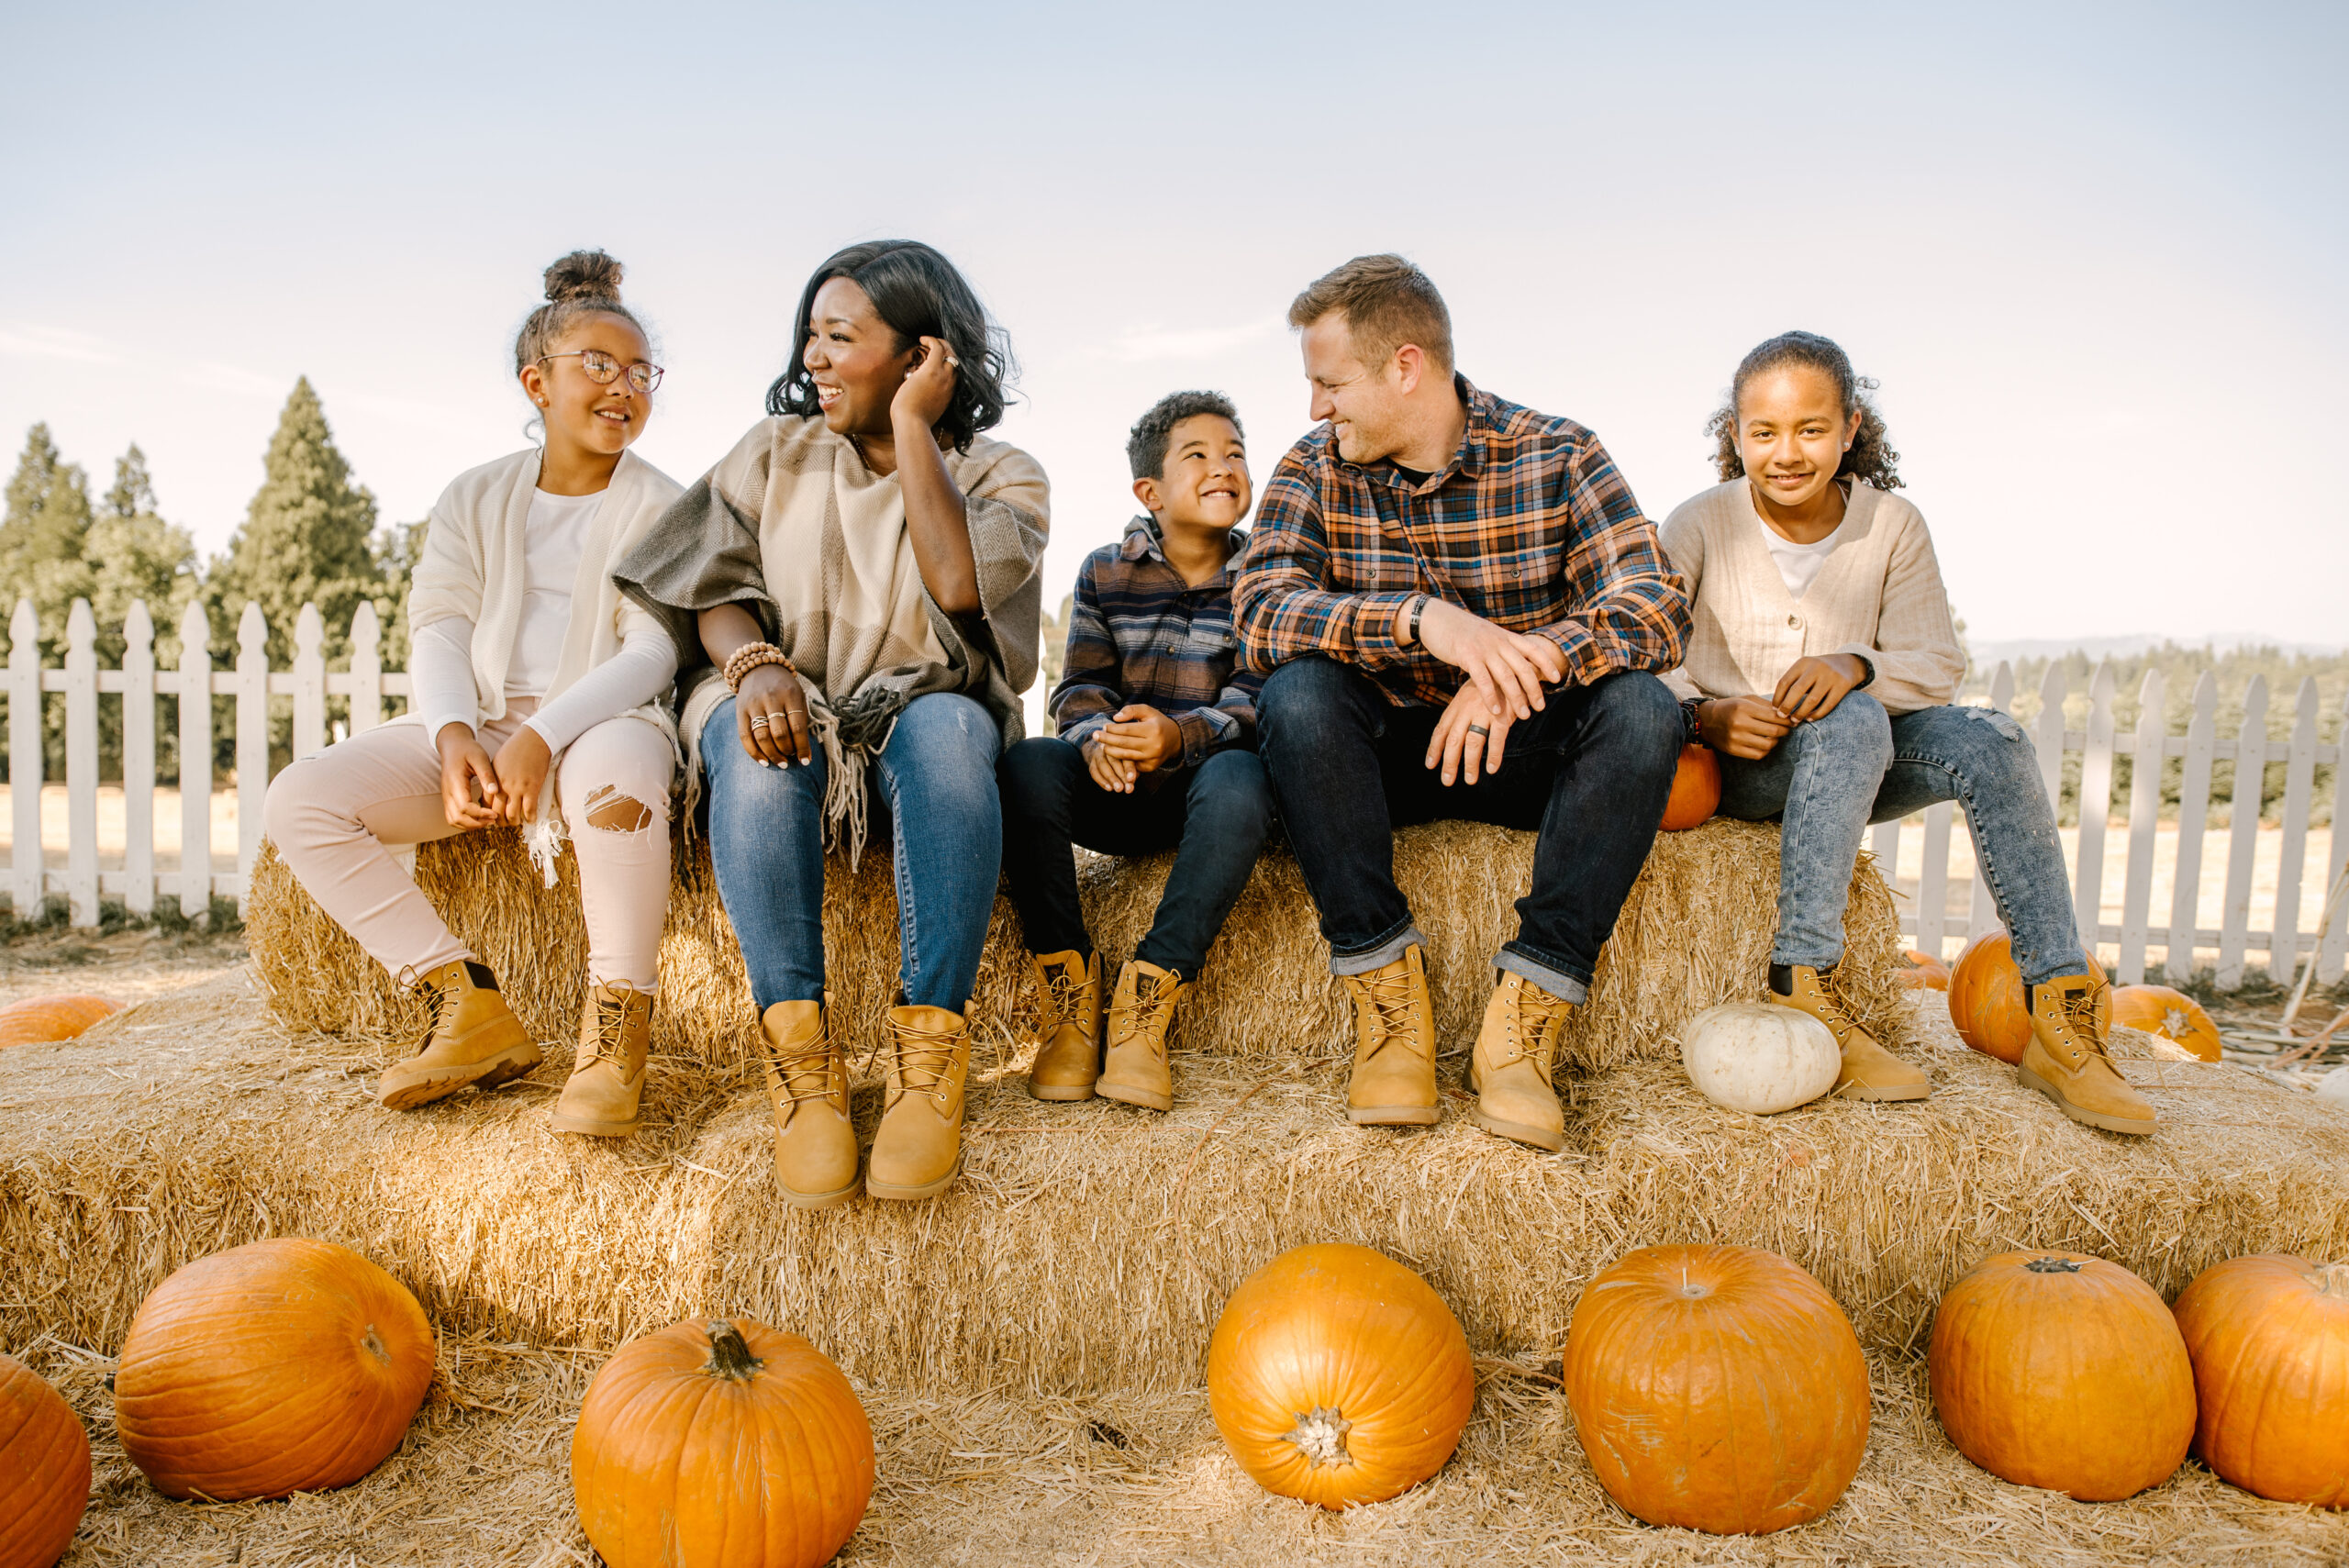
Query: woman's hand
xmin=890 ymin=335 xmax=960 ymax=434
xmin=737 ymin=664 xmax=812 ymax=766
xmin=1698 ymin=696 xmax=1792 ymax=760
xmin=436 ymin=723 xmax=504 ymax=828
xmin=1082 ymin=734 xmax=1138 ymax=794
xmin=1773 ymin=653 xmax=1869 ymax=722
xmin=493 ymin=727 xmax=553 ymax=825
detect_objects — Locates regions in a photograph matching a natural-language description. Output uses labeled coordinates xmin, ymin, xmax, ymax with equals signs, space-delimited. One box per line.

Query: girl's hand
xmin=1698 ymin=696 xmax=1793 ymax=760
xmin=1081 ymin=734 xmax=1138 ymax=794
xmin=890 ymin=335 xmax=959 ymax=432
xmin=436 ymin=724 xmax=505 ymax=828
xmin=494 ymin=727 xmax=554 ymax=825
xmin=1096 ymin=704 xmax=1181 ymax=775
xmin=738 ymin=664 xmax=812 ymax=767
xmin=1774 ymin=653 xmax=1869 ymax=722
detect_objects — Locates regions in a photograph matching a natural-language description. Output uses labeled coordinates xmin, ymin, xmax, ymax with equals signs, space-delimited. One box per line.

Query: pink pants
xmin=262 ymin=706 xmax=674 ymax=989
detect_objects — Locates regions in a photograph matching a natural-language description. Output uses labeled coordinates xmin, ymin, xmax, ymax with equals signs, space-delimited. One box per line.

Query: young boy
xmin=998 ymin=390 xmax=1274 ymax=1112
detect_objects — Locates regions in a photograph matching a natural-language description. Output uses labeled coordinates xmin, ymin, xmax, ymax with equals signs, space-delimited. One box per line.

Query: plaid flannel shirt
xmin=1232 ymin=376 xmax=1689 ymax=707
xmin=1050 ymin=516 xmax=1264 ymax=767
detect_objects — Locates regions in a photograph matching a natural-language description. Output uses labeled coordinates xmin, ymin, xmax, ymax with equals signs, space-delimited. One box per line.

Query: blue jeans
xmin=1256 ymin=656 xmax=1685 ymax=1005
xmin=997 ymin=739 xmax=1275 ymax=979
xmin=1716 ymin=692 xmax=2089 ymax=985
xmin=703 ymin=692 xmax=1003 ymax=1012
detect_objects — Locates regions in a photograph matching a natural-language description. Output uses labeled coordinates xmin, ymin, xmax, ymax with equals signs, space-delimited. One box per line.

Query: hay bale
xmin=6 ymin=973 xmax=2341 ymax=1400
xmin=246 ymin=816 xmax=1906 ymax=1075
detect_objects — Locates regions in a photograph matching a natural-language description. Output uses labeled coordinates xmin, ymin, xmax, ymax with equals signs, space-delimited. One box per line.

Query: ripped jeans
xmin=1715 ymin=693 xmax=2089 ymax=985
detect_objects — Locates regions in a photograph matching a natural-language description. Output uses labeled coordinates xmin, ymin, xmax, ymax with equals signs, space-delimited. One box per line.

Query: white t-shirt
xmin=507 ymin=488 xmax=601 ymax=698
xmin=1756 ymin=516 xmax=1840 ymax=601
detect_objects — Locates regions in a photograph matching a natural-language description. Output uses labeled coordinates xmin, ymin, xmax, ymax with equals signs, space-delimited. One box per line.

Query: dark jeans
xmin=1256 ymin=656 xmax=1684 ymax=1003
xmin=997 ymin=738 xmax=1275 ymax=979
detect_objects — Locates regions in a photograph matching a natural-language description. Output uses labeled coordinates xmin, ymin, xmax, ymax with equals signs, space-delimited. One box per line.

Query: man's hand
xmin=1413 ymin=597 xmax=1567 ymax=725
xmin=1096 ymin=704 xmax=1182 ymax=776
xmin=1774 ymin=653 xmax=1868 ymax=722
xmin=1081 ymin=733 xmax=1139 ymax=794
xmin=436 ymin=723 xmax=504 ymax=828
xmin=493 ymin=727 xmax=554 ymax=826
xmin=1425 ymin=683 xmax=1517 ymax=786
xmin=1698 ymin=696 xmax=1793 ymax=760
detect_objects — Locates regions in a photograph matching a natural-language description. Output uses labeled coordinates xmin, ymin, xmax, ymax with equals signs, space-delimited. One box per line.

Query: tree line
xmin=1 ymin=380 xmax=417 ymax=778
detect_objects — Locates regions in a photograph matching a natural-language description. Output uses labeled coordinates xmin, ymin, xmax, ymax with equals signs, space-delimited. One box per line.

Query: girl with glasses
xmin=264 ymin=250 xmax=685 ymax=1137
xmin=617 ymin=239 xmax=1048 ymax=1207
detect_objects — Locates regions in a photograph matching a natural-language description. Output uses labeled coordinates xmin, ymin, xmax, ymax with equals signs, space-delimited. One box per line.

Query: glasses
xmin=537 ymin=349 xmax=663 ymax=395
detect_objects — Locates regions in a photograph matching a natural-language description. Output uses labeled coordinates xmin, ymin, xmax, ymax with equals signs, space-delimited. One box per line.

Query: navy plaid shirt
xmin=1233 ymin=376 xmax=1689 ymax=707
xmin=1050 ymin=517 xmax=1264 ymax=767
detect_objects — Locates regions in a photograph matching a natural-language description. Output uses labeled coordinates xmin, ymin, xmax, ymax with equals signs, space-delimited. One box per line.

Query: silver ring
xmin=750 ymin=716 xmax=772 ymax=730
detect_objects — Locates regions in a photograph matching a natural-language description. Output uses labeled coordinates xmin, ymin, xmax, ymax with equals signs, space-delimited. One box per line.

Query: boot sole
xmin=379 ymin=1042 xmax=543 ymax=1110
xmin=2017 ymin=1062 xmax=2157 ymax=1136
xmin=549 ymin=1111 xmax=640 ymax=1137
xmin=867 ymin=1158 xmax=963 ymax=1202
xmin=1028 ymin=1081 xmax=1097 ymax=1102
xmin=1835 ymin=1081 xmax=1932 ymax=1103
xmin=777 ymin=1176 xmax=863 ymax=1210
xmin=1468 ymin=1106 xmax=1564 ymax=1151
xmin=1348 ymin=1106 xmax=1442 ymax=1126
xmin=1098 ymin=1081 xmax=1173 ymax=1112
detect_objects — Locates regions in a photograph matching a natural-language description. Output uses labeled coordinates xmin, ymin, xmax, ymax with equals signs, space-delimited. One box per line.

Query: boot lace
xmin=1348 ymin=966 xmax=1427 ymax=1062
xmin=395 ymin=963 xmax=463 ymax=1042
xmin=1802 ymin=969 xmax=1859 ymax=1045
xmin=891 ymin=1015 xmax=963 ymax=1103
xmin=1507 ymin=980 xmax=1572 ymax=1074
xmin=1116 ymin=972 xmax=1182 ymax=1060
xmin=765 ymin=1020 xmax=840 ymax=1107
xmin=578 ymin=985 xmax=640 ymax=1069
xmin=2043 ymin=977 xmax=2112 ymax=1063
xmin=1036 ymin=959 xmax=1091 ymax=1035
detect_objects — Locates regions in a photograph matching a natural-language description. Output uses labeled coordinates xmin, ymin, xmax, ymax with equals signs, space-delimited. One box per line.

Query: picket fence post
xmin=349 ymin=601 xmax=383 ymax=735
xmin=63 ymin=600 xmax=100 ymax=927
xmin=2216 ymin=676 xmax=2269 ymax=989
xmin=177 ymin=598 xmax=213 ymax=921
xmin=2167 ymin=673 xmax=2219 ymax=980
xmin=2072 ymin=663 xmax=2117 ymax=952
xmin=234 ymin=605 xmax=269 ymax=916
xmin=2326 ymin=687 xmax=2349 ymax=984
xmin=293 ymin=604 xmax=327 ymax=762
xmin=2269 ymin=679 xmax=2321 ymax=983
xmin=121 ymin=600 xmax=157 ymax=918
xmin=2118 ymin=667 xmax=2165 ymax=984
xmin=7 ymin=599 xmax=41 ymax=917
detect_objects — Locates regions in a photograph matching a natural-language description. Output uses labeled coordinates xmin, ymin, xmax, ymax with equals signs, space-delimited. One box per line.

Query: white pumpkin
xmin=1680 ymin=1002 xmax=1841 ymax=1115
xmin=2317 ymin=1065 xmax=2349 ymax=1107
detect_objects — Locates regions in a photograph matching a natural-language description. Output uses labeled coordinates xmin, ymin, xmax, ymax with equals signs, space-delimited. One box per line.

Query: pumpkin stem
xmin=1281 ymin=1405 xmax=1353 ymax=1468
xmin=361 ymin=1325 xmax=390 ymax=1365
xmin=2024 ymin=1257 xmax=2084 ymax=1274
xmin=704 ymin=1320 xmax=764 ymax=1383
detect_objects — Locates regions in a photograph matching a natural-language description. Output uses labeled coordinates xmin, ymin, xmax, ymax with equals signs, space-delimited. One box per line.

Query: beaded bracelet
xmin=723 ymin=641 xmax=796 ymax=693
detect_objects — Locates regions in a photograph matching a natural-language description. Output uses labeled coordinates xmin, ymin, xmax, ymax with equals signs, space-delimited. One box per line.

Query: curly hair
xmin=1126 ymin=390 xmax=1242 ymax=481
xmin=513 ymin=250 xmax=650 ymax=376
xmin=1704 ymin=330 xmax=1902 ymax=490
xmin=766 ymin=239 xmax=1014 ymax=452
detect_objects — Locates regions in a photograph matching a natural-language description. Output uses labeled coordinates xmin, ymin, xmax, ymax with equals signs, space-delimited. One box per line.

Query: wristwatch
xmin=1400 ymin=595 xmax=1425 ymax=648
xmin=1680 ymin=697 xmax=1706 ymax=746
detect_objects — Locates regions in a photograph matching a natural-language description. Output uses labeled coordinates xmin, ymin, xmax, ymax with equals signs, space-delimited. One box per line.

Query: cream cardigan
xmin=405 ymin=446 xmax=684 ymax=873
xmin=1657 ymin=479 xmax=1965 ymax=715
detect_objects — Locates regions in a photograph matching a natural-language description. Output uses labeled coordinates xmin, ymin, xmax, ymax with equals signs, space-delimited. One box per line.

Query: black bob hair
xmin=766 ymin=239 xmax=1014 ymax=451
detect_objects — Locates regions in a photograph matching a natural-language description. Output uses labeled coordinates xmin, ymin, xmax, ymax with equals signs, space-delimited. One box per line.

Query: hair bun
xmin=543 ymin=250 xmax=624 ymax=305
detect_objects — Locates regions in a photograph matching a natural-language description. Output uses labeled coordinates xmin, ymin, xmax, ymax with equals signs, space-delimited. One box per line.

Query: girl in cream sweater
xmin=1660 ymin=331 xmax=2152 ymax=1135
xmin=263 ymin=251 xmax=683 ymax=1136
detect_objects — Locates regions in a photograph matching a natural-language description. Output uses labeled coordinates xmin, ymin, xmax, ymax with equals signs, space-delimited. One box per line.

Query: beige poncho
xmin=617 ymin=415 xmax=1050 ymax=859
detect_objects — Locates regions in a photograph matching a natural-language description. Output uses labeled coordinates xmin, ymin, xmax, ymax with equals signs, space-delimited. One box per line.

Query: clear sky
xmin=4 ymin=2 xmax=2342 ymax=647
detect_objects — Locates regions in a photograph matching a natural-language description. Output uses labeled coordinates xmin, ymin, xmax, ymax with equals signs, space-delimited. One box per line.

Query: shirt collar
xmin=1120 ymin=514 xmax=1246 ymax=581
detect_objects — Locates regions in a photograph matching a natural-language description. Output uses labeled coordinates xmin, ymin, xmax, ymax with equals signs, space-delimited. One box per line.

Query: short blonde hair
xmin=1287 ymin=254 xmax=1453 ymax=375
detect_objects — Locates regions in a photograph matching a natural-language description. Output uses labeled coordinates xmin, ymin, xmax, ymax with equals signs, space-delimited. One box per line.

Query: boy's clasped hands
xmin=1081 ymin=704 xmax=1184 ymax=793
xmin=1696 ymin=651 xmax=1871 ymax=759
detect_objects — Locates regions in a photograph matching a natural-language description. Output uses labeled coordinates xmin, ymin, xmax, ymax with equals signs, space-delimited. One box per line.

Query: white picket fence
xmin=4 ymin=596 xmax=2345 ymax=989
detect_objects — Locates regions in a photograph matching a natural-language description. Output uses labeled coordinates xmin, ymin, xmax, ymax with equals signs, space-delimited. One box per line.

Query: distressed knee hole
xmin=584 ymin=787 xmax=656 ymax=833
xmin=1964 ymin=706 xmax=2027 ymax=743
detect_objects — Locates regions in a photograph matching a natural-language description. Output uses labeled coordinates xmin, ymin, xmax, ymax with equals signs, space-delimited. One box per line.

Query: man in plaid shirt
xmin=1233 ymin=254 xmax=1692 ymax=1151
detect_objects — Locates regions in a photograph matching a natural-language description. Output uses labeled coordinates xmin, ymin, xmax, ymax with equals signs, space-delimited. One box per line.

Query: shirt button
xmin=1787 ymin=614 xmax=1802 ymax=628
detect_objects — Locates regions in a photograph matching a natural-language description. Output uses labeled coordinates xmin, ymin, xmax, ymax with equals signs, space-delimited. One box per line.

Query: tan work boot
xmin=1098 ymin=960 xmax=1189 ymax=1112
xmin=2018 ymin=973 xmax=2156 ymax=1135
xmin=1468 ymin=971 xmax=1571 ymax=1151
xmin=763 ymin=999 xmax=859 ymax=1209
xmin=1338 ymin=945 xmax=1440 ymax=1126
xmin=378 ymin=959 xmax=541 ymax=1110
xmin=867 ymin=1004 xmax=972 ymax=1201
xmin=1769 ymin=962 xmax=1931 ymax=1102
xmin=550 ymin=982 xmax=653 ymax=1137
xmin=1026 ymin=950 xmax=1103 ymax=1102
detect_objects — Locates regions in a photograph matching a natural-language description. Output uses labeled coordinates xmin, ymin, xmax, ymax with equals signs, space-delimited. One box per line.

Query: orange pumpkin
xmin=114 ymin=1238 xmax=435 ymax=1500
xmin=0 ymin=995 xmax=120 ymax=1048
xmin=0 ymin=1352 xmax=90 ymax=1568
xmin=2110 ymin=985 xmax=2221 ymax=1062
xmin=1929 ymin=1251 xmax=2194 ymax=1501
xmin=1208 ymin=1243 xmax=1475 ymax=1508
xmin=1659 ymin=744 xmax=1722 ymax=831
xmin=1945 ymin=930 xmax=2107 ymax=1063
xmin=573 ymin=1318 xmax=873 ymax=1568
xmin=2172 ymin=1254 xmax=2349 ymax=1507
xmin=1897 ymin=950 xmax=1951 ymax=991
xmin=1564 ymin=1245 xmax=1868 ymax=1533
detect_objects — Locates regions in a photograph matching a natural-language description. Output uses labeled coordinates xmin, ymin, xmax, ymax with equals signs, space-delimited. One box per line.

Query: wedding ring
xmin=1467 ymin=723 xmax=1490 ymax=738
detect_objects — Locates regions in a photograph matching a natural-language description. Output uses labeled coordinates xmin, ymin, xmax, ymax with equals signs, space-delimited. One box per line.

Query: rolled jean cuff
xmin=1329 ymin=921 xmax=1425 ymax=976
xmin=1769 ymin=940 xmax=1845 ymax=972
xmin=1496 ymin=944 xmax=1589 ymax=1006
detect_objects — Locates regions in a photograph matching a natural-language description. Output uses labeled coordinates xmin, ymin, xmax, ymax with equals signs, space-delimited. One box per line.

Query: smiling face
xmin=1134 ymin=413 xmax=1251 ymax=534
xmin=1300 ymin=313 xmax=1412 ymax=465
xmin=520 ymin=311 xmax=653 ymax=457
xmin=1734 ymin=367 xmax=1862 ymax=516
xmin=803 ymin=276 xmax=917 ymax=437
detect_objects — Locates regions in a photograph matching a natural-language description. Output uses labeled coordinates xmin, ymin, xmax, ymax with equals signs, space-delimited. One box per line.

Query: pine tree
xmin=88 ymin=443 xmax=200 ymax=667
xmin=206 ymin=378 xmax=386 ymax=665
xmin=0 ymin=424 xmax=96 ymax=774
